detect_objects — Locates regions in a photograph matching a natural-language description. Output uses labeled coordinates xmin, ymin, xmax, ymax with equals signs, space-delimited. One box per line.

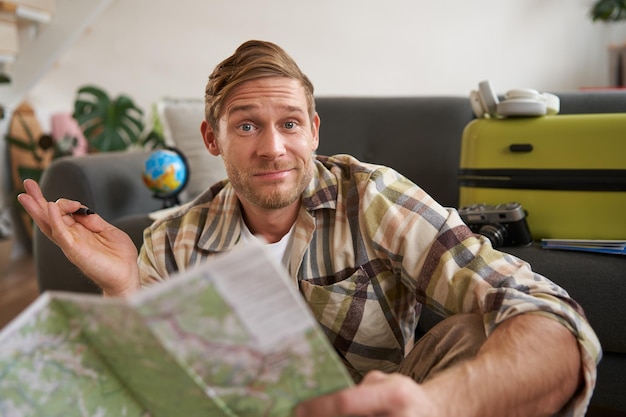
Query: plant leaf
xmin=6 ymin=112 xmax=43 ymax=163
xmin=73 ymin=85 xmax=146 ymax=152
xmin=17 ymin=166 xmax=44 ymax=183
xmin=591 ymin=0 xmax=626 ymax=21
xmin=139 ymin=129 xmax=166 ymax=149
xmin=5 ymin=135 xmax=36 ymax=151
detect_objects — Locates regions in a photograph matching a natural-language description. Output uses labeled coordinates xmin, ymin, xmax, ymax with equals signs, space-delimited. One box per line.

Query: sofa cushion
xmin=157 ymin=98 xmax=227 ymax=202
xmin=315 ymin=97 xmax=474 ymax=208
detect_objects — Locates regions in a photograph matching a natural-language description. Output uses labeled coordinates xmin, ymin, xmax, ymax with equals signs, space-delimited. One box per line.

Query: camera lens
xmin=478 ymin=224 xmax=507 ymax=248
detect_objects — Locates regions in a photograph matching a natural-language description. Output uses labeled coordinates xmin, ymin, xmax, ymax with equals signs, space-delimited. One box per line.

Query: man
xmin=19 ymin=40 xmax=600 ymax=417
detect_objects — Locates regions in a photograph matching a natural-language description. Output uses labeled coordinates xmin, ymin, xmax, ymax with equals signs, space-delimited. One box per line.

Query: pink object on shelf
xmin=50 ymin=113 xmax=88 ymax=156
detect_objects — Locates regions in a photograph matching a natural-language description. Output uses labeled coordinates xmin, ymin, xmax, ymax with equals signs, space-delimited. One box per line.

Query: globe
xmin=142 ymin=148 xmax=189 ymax=207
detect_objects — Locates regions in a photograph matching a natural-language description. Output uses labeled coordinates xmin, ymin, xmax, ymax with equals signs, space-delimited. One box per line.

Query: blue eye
xmin=285 ymin=121 xmax=296 ymax=129
xmin=240 ymin=123 xmax=253 ymax=132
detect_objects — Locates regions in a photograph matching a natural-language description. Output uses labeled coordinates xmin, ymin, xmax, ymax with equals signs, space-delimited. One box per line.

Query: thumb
xmin=297 ymin=372 xmax=395 ymax=417
xmin=55 ymin=198 xmax=84 ymax=215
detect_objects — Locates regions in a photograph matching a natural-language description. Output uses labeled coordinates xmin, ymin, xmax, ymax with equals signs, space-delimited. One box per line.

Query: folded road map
xmin=0 ymin=240 xmax=353 ymax=417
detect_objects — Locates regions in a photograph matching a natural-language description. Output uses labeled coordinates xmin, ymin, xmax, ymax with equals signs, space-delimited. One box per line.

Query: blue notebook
xmin=541 ymin=239 xmax=626 ymax=255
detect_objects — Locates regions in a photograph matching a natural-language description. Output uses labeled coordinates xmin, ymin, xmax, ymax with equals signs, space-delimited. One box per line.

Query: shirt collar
xmin=197 ymin=157 xmax=339 ymax=252
xmin=301 ymin=157 xmax=339 ymax=211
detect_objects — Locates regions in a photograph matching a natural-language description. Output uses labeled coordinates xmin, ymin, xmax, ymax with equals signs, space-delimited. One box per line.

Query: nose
xmin=256 ymin=126 xmax=286 ymax=159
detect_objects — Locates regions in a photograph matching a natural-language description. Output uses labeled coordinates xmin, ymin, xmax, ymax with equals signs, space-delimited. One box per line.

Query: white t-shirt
xmin=239 ymin=220 xmax=295 ymax=268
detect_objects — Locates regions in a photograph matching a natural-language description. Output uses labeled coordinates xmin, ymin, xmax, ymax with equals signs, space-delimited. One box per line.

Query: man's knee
xmin=398 ymin=313 xmax=487 ymax=382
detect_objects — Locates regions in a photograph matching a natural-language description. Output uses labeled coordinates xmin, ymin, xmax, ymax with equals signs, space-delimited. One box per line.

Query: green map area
xmin=0 ymin=241 xmax=353 ymax=417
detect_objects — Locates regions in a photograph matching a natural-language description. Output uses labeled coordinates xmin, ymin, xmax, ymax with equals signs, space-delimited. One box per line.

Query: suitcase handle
xmin=509 ymin=144 xmax=534 ymax=153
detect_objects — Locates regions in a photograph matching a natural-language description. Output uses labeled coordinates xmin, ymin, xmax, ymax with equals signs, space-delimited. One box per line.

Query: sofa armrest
xmin=38 ymin=151 xmax=162 ymax=222
xmin=34 ymin=151 xmax=162 ymax=294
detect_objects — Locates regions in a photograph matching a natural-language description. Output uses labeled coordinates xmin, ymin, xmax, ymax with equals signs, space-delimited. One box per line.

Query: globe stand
xmin=153 ymin=192 xmax=182 ymax=210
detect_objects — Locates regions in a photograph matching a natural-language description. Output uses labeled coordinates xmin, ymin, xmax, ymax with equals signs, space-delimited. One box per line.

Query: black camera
xmin=458 ymin=202 xmax=532 ymax=248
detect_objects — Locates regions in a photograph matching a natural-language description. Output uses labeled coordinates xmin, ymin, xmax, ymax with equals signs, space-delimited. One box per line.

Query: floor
xmin=0 ymin=237 xmax=39 ymax=330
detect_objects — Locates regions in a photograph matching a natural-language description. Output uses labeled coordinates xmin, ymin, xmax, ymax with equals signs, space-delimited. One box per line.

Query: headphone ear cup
xmin=497 ymin=99 xmax=547 ymax=117
xmin=477 ymin=80 xmax=499 ymax=118
xmin=498 ymin=88 xmax=547 ymax=116
xmin=504 ymin=88 xmax=542 ymax=100
xmin=470 ymin=90 xmax=486 ymax=118
xmin=543 ymin=93 xmax=560 ymax=115
xmin=497 ymin=88 xmax=560 ymax=117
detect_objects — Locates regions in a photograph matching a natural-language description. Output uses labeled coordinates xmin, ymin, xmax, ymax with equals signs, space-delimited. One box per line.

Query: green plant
xmin=72 ymin=85 xmax=145 ymax=152
xmin=138 ymin=103 xmax=166 ymax=150
xmin=72 ymin=85 xmax=165 ymax=152
xmin=590 ymin=0 xmax=626 ymax=22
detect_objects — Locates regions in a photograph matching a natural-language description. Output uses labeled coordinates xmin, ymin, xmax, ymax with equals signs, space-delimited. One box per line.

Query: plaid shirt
xmin=139 ymin=154 xmax=600 ymax=416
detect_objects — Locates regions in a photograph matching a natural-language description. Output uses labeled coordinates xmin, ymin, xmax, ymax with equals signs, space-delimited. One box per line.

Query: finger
xmin=16 ymin=192 xmax=40 ymax=218
xmin=297 ymin=379 xmax=392 ymax=417
xmin=22 ymin=179 xmax=48 ymax=210
xmin=19 ymin=179 xmax=63 ymax=235
xmin=23 ymin=181 xmax=82 ymax=217
xmin=18 ymin=184 xmax=82 ymax=237
xmin=57 ymin=200 xmax=110 ymax=233
xmin=55 ymin=198 xmax=83 ymax=216
xmin=19 ymin=180 xmax=44 ymax=214
xmin=361 ymin=370 xmax=389 ymax=384
xmin=17 ymin=192 xmax=53 ymax=237
xmin=22 ymin=178 xmax=42 ymax=197
xmin=56 ymin=200 xmax=115 ymax=239
xmin=46 ymin=201 xmax=75 ymax=245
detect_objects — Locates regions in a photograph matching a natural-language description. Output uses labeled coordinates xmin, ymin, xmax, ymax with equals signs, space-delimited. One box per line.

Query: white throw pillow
xmin=157 ymin=98 xmax=227 ymax=202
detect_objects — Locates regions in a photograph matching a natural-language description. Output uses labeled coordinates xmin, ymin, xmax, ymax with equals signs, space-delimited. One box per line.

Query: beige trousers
xmin=398 ymin=313 xmax=487 ymax=383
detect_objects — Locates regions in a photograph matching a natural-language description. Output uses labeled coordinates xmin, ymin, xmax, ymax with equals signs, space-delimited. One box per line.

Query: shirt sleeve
xmin=430 ymin=208 xmax=600 ymax=415
xmin=362 ymin=166 xmax=601 ymax=416
xmin=137 ymin=224 xmax=167 ymax=287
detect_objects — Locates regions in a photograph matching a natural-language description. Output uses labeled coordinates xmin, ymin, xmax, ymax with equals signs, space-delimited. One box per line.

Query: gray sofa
xmin=35 ymin=92 xmax=626 ymax=415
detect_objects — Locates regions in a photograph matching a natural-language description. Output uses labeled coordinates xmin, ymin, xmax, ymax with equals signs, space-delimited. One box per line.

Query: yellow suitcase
xmin=458 ymin=114 xmax=626 ymax=240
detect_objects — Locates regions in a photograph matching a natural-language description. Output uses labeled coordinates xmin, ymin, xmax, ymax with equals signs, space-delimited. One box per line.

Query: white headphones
xmin=470 ymin=80 xmax=560 ymax=118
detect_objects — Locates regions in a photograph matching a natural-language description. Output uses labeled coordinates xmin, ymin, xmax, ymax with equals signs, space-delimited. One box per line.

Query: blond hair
xmin=204 ymin=40 xmax=315 ymax=131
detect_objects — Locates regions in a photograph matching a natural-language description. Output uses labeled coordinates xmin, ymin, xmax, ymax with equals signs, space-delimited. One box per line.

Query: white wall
xmin=2 ymin=0 xmax=626 ymax=246
xmin=22 ymin=0 xmax=626 ymax=117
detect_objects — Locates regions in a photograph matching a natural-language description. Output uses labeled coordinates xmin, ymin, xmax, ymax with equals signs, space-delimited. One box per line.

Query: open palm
xmin=19 ymin=179 xmax=141 ymax=296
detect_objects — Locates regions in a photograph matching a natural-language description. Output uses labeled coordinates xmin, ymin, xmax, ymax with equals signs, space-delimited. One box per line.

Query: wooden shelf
xmin=0 ymin=1 xmax=54 ymax=23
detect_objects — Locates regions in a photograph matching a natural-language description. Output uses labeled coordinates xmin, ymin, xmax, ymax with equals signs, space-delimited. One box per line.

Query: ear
xmin=311 ymin=112 xmax=320 ymax=152
xmin=201 ymin=120 xmax=220 ymax=156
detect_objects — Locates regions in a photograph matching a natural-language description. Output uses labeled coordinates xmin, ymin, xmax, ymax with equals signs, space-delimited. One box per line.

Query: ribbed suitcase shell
xmin=459 ymin=114 xmax=626 ymax=240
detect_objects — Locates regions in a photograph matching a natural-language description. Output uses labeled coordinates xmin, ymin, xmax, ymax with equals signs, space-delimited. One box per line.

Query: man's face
xmin=202 ymin=77 xmax=320 ymax=210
